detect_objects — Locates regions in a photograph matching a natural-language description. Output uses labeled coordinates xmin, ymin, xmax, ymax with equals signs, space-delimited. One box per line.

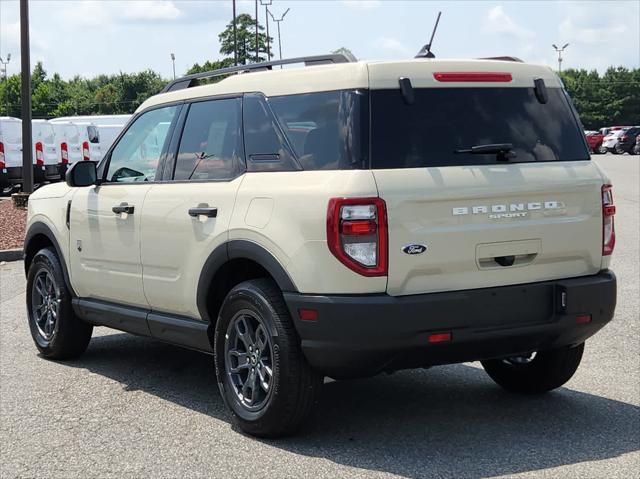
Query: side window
xmin=243 ymin=93 xmax=298 ymax=172
xmin=106 ymin=105 xmax=178 ymax=183
xmin=174 ymin=98 xmax=243 ymax=181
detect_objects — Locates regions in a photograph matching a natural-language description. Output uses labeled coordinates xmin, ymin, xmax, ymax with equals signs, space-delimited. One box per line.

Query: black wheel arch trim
xmin=196 ymin=240 xmax=298 ymax=323
xmin=24 ymin=222 xmax=75 ymax=297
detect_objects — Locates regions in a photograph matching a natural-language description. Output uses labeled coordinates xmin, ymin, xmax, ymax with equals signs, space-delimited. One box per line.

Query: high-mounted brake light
xmin=434 ymin=72 xmax=513 ymax=82
xmin=35 ymin=142 xmax=44 ymax=167
xmin=327 ymin=197 xmax=388 ymax=276
xmin=82 ymin=141 xmax=90 ymax=161
xmin=602 ymin=184 xmax=616 ymax=256
xmin=60 ymin=142 xmax=69 ymax=164
xmin=0 ymin=142 xmax=5 ymax=169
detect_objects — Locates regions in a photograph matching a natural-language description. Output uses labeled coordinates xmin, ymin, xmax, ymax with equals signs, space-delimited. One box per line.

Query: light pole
xmin=254 ymin=0 xmax=259 ymax=62
xmin=268 ymin=8 xmax=290 ymax=61
xmin=170 ymin=53 xmax=176 ymax=79
xmin=232 ymin=0 xmax=238 ymax=66
xmin=0 ymin=53 xmax=10 ymax=115
xmin=552 ymin=43 xmax=569 ymax=73
xmin=260 ymin=0 xmax=272 ymax=60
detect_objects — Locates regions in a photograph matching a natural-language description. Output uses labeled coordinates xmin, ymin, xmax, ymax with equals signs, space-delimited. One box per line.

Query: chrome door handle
xmin=188 ymin=207 xmax=217 ymax=218
xmin=112 ymin=203 xmax=134 ymax=215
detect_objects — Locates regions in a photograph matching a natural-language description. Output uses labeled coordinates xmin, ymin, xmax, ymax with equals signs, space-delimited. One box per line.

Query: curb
xmin=0 ymin=249 xmax=23 ymax=263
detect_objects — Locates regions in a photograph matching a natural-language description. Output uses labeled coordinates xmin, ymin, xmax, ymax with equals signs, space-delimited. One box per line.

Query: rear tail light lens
xmin=327 ymin=197 xmax=388 ymax=276
xmin=0 ymin=142 xmax=5 ymax=169
xmin=602 ymin=184 xmax=616 ymax=256
xmin=82 ymin=141 xmax=90 ymax=161
xmin=621 ymin=135 xmax=628 ymax=141
xmin=434 ymin=72 xmax=513 ymax=82
xmin=60 ymin=142 xmax=69 ymax=164
xmin=35 ymin=142 xmax=44 ymax=166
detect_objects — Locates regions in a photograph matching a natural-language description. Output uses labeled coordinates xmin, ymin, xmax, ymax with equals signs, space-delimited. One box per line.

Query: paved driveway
xmin=1 ymin=154 xmax=638 ymax=478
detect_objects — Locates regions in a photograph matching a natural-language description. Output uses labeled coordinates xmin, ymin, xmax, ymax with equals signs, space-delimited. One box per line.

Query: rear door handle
xmin=188 ymin=207 xmax=218 ymax=218
xmin=112 ymin=203 xmax=135 ymax=215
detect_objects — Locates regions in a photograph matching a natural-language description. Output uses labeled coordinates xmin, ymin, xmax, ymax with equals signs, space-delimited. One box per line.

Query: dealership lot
xmin=1 ymin=154 xmax=638 ymax=479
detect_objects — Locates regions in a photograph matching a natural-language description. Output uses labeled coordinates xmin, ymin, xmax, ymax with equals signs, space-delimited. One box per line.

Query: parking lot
xmin=1 ymin=154 xmax=638 ymax=479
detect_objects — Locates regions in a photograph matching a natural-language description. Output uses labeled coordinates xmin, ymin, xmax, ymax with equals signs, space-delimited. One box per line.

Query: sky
xmin=1 ymin=0 xmax=639 ymax=80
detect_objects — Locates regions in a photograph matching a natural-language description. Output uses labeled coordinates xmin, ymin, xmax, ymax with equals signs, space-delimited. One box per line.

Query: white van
xmin=50 ymin=121 xmax=86 ymax=175
xmin=0 ymin=116 xmax=22 ymax=194
xmin=50 ymin=115 xmax=131 ymax=127
xmin=96 ymin=124 xmax=126 ymax=152
xmin=32 ymin=120 xmax=61 ymax=183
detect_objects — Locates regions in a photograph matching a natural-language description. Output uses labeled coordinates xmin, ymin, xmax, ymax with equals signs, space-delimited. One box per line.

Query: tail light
xmin=621 ymin=135 xmax=629 ymax=141
xmin=0 ymin=142 xmax=5 ymax=169
xmin=82 ymin=141 xmax=90 ymax=161
xmin=602 ymin=184 xmax=616 ymax=256
xmin=327 ymin=197 xmax=388 ymax=276
xmin=60 ymin=142 xmax=69 ymax=164
xmin=35 ymin=142 xmax=44 ymax=166
xmin=433 ymin=72 xmax=513 ymax=82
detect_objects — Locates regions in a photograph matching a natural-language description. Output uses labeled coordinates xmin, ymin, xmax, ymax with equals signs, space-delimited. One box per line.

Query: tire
xmin=214 ymin=278 xmax=322 ymax=438
xmin=614 ymin=144 xmax=625 ymax=155
xmin=481 ymin=343 xmax=584 ymax=394
xmin=26 ymin=247 xmax=93 ymax=359
xmin=595 ymin=144 xmax=606 ymax=155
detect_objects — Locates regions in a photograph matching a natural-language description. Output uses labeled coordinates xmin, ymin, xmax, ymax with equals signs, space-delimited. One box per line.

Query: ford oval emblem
xmin=402 ymin=244 xmax=427 ymax=255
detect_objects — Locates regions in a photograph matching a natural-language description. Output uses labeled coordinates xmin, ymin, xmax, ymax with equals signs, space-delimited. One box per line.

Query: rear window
xmin=370 ymin=87 xmax=589 ymax=168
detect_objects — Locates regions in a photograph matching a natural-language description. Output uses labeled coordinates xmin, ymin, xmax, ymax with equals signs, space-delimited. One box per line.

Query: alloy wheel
xmin=31 ymin=270 xmax=61 ymax=341
xmin=224 ymin=310 xmax=274 ymax=411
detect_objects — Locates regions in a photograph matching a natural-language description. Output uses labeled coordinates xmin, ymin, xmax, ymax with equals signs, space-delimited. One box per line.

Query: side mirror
xmin=66 ymin=161 xmax=98 ymax=187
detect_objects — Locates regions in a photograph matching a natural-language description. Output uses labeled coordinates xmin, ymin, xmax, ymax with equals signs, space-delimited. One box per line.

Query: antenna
xmin=415 ymin=11 xmax=442 ymax=59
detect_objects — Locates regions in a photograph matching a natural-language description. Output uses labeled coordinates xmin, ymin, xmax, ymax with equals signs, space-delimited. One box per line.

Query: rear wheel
xmin=214 ymin=279 xmax=322 ymax=438
xmin=614 ymin=144 xmax=626 ymax=155
xmin=26 ymin=248 xmax=93 ymax=359
xmin=595 ymin=144 xmax=607 ymax=155
xmin=481 ymin=343 xmax=584 ymax=394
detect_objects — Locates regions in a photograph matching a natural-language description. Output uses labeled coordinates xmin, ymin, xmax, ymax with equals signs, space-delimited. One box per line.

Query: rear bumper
xmin=284 ymin=270 xmax=617 ymax=378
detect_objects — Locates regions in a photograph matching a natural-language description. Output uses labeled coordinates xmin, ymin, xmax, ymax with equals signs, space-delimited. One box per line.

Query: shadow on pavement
xmin=67 ymin=332 xmax=640 ymax=479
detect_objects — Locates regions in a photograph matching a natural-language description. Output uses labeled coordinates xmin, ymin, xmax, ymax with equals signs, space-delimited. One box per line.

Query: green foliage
xmin=218 ymin=13 xmax=273 ymax=65
xmin=560 ymin=67 xmax=640 ymax=129
xmin=0 ymin=62 xmax=166 ymax=118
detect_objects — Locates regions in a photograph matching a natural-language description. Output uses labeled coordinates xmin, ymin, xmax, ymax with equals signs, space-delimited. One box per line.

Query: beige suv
xmin=24 ymin=54 xmax=617 ymax=437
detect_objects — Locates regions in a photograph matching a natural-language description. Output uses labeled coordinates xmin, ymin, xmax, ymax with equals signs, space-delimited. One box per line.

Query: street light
xmin=170 ymin=53 xmax=176 ymax=79
xmin=0 ymin=53 xmax=10 ymax=115
xmin=552 ymin=43 xmax=569 ymax=73
xmin=260 ymin=0 xmax=272 ymax=60
xmin=268 ymin=8 xmax=290 ymax=61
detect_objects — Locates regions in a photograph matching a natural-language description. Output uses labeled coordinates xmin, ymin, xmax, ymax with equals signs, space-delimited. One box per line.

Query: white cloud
xmin=485 ymin=6 xmax=535 ymax=40
xmin=559 ymin=18 xmax=628 ymax=46
xmin=343 ymin=0 xmax=381 ymax=10
xmin=123 ymin=1 xmax=182 ymax=21
xmin=372 ymin=37 xmax=409 ymax=57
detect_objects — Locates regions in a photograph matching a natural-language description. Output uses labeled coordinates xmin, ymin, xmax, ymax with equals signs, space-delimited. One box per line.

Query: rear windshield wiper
xmin=454 ymin=143 xmax=516 ymax=161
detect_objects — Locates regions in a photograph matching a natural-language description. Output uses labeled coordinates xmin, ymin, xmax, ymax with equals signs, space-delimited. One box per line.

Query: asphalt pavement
xmin=1 ymin=154 xmax=638 ymax=478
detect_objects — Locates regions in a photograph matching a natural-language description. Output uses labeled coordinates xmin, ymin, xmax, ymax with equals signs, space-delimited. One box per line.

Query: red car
xmin=585 ymin=131 xmax=606 ymax=154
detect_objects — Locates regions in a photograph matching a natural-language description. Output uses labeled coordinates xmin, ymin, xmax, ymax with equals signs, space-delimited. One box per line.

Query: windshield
xmin=370 ymin=87 xmax=589 ymax=168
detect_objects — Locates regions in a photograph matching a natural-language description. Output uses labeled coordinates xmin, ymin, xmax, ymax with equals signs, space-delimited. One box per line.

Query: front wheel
xmin=26 ymin=247 xmax=93 ymax=359
xmin=214 ymin=279 xmax=322 ymax=438
xmin=481 ymin=343 xmax=584 ymax=394
xmin=614 ymin=144 xmax=626 ymax=155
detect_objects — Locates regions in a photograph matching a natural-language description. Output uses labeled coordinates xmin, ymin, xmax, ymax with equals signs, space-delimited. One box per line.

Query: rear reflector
xmin=60 ymin=142 xmax=69 ymax=164
xmin=576 ymin=314 xmax=592 ymax=324
xmin=298 ymin=309 xmax=318 ymax=322
xmin=0 ymin=142 xmax=5 ymax=169
xmin=82 ymin=141 xmax=90 ymax=161
xmin=428 ymin=332 xmax=452 ymax=344
xmin=434 ymin=72 xmax=513 ymax=83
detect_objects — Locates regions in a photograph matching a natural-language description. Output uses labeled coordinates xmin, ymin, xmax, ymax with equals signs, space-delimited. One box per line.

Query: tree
xmin=218 ymin=13 xmax=273 ymax=65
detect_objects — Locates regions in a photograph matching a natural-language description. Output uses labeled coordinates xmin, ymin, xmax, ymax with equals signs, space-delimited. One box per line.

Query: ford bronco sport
xmin=24 ymin=54 xmax=617 ymax=437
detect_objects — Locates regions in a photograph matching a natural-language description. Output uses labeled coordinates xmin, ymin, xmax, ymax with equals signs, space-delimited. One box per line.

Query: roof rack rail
xmin=161 ymin=54 xmax=352 ymax=93
xmin=478 ymin=56 xmax=524 ymax=63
